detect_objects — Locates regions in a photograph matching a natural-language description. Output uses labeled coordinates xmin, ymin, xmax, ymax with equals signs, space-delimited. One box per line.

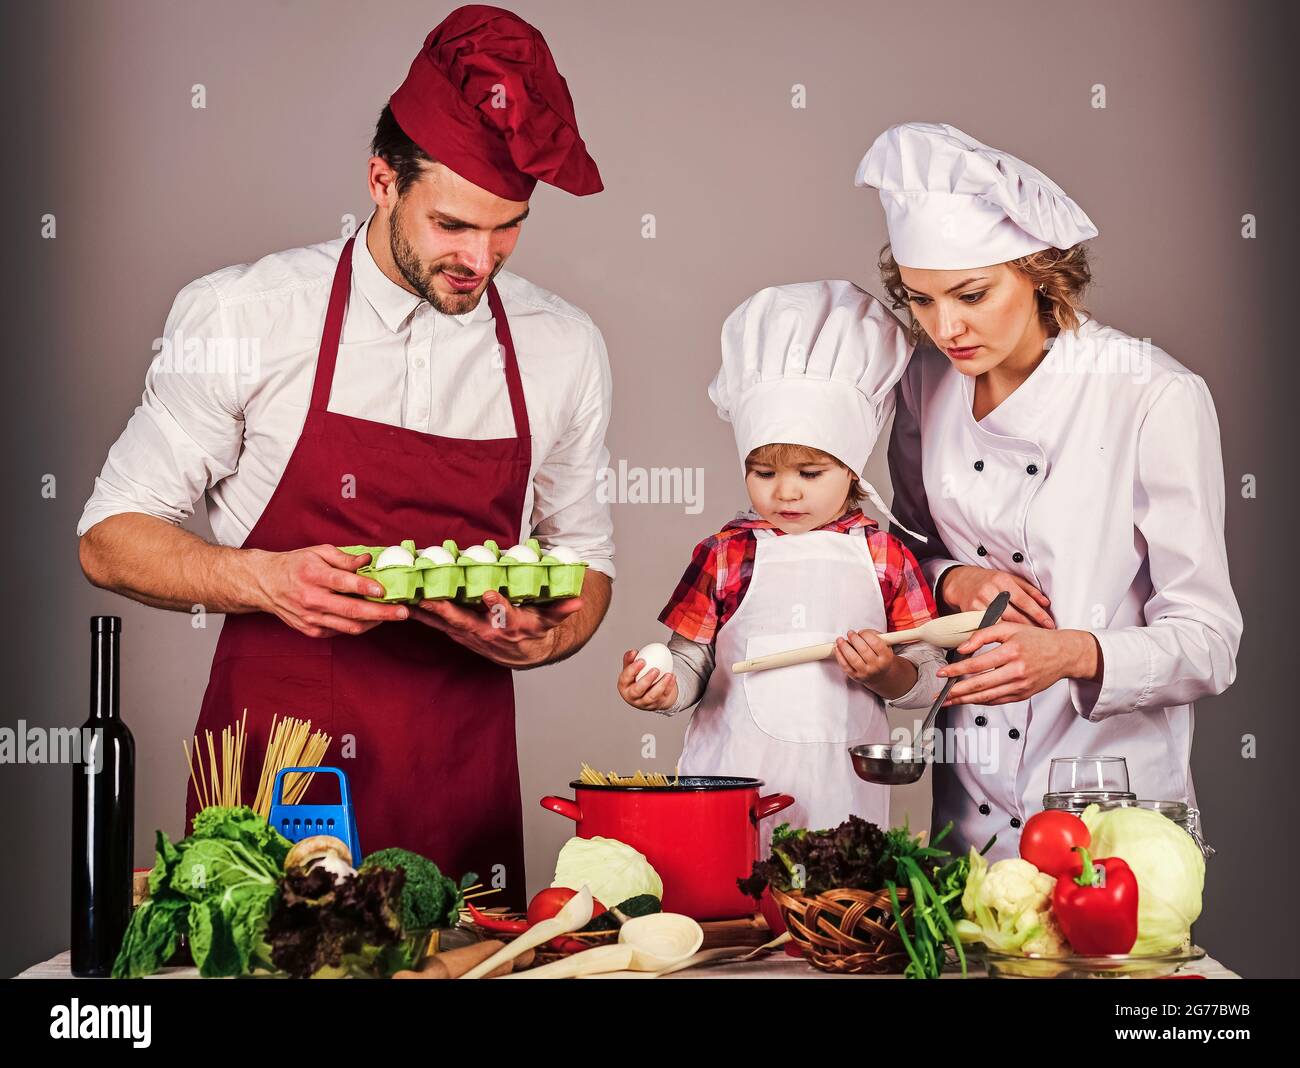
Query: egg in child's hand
xmin=374 ymin=545 xmax=415 ymax=569
xmin=461 ymin=544 xmax=498 ymax=564
xmin=634 ymin=642 xmax=674 ymax=683
xmin=545 ymin=545 xmax=582 ymax=564
xmin=502 ymin=543 xmax=541 ymax=563
xmin=417 ymin=545 xmax=457 ymax=565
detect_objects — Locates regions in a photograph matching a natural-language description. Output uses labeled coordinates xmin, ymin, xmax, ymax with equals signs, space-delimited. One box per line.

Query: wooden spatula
xmin=731 ymin=611 xmax=986 ymax=675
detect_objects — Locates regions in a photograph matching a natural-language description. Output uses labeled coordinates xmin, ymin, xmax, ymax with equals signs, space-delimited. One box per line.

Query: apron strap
xmin=308 ymin=235 xmax=356 ymax=414
xmin=487 ymin=280 xmax=532 ymax=441
xmin=309 ymin=236 xmax=531 ymax=444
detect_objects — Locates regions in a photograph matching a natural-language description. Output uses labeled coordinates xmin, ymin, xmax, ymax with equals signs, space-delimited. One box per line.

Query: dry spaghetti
xmin=185 ymin=710 xmax=331 ymax=818
xmin=578 ymin=761 xmax=680 ymax=788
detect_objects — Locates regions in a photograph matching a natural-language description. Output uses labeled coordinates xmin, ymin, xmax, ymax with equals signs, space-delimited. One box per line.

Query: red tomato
xmin=1018 ymin=811 xmax=1091 ymax=877
xmin=526 ymin=887 xmax=607 ymax=927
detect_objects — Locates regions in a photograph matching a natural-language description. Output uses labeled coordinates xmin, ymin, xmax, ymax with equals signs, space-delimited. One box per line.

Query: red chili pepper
xmin=1052 ymin=845 xmax=1139 ymax=955
xmin=466 ymin=901 xmax=529 ymax=934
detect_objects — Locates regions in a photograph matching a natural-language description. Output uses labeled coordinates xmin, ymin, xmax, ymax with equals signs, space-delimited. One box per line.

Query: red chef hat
xmin=389 ymin=5 xmax=603 ymax=201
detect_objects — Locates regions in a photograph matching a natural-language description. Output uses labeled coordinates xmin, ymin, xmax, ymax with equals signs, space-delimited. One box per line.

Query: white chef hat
xmin=710 ymin=280 xmax=924 ymax=539
xmin=855 ymin=121 xmax=1098 ymax=270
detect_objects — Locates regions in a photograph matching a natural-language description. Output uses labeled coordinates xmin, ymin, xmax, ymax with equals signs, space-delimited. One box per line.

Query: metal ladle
xmin=849 ymin=591 xmax=1011 ymax=786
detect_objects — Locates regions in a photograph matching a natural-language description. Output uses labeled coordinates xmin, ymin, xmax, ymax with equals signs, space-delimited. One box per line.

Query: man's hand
xmin=617 ymin=650 xmax=678 ymax=711
xmin=408 ymin=588 xmax=585 ymax=668
xmin=249 ymin=545 xmax=411 ymax=638
xmin=938 ymin=565 xmax=1055 ymax=628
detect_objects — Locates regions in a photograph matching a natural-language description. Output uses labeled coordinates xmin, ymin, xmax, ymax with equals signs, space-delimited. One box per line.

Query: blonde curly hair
xmin=877 ymin=244 xmax=1093 ymax=345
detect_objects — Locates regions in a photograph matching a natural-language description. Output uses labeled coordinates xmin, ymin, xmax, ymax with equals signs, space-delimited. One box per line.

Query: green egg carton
xmin=501 ymin=538 xmax=548 ymax=602
xmin=413 ymin=539 xmax=465 ymax=601
xmin=356 ymin=539 xmax=424 ymax=603
xmin=540 ymin=555 xmax=589 ymax=601
xmin=337 ymin=538 xmax=589 ymax=606
xmin=458 ymin=539 xmax=508 ymax=603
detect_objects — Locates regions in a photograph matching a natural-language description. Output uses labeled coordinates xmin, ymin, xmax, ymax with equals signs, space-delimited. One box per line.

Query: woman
xmin=856 ymin=122 xmax=1243 ymax=859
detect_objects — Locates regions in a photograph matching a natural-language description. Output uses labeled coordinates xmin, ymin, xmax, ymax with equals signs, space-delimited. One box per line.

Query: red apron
xmin=186 ymin=236 xmax=531 ymax=904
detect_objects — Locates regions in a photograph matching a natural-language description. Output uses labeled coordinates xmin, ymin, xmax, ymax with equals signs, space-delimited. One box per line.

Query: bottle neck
xmin=89 ymin=630 xmax=120 ymax=721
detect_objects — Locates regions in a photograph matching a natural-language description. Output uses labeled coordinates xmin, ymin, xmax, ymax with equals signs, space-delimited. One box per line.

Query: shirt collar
xmin=725 ymin=507 xmax=877 ymax=535
xmin=351 ymin=212 xmax=492 ymax=332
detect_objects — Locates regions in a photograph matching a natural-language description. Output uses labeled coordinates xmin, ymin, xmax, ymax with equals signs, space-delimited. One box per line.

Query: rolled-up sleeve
xmin=77 ymin=277 xmax=244 ymax=537
xmin=1070 ymin=373 xmax=1243 ymax=720
xmin=528 ymin=321 xmax=616 ymax=579
xmin=886 ymin=356 xmax=963 ymax=596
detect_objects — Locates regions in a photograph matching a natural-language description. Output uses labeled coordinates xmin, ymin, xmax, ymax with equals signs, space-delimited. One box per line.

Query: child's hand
xmin=617 ymin=649 xmax=678 ymax=711
xmin=833 ymin=629 xmax=897 ymax=688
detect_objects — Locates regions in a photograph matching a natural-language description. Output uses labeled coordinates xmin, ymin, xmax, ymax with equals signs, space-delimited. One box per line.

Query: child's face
xmin=745 ymin=456 xmax=853 ymax=533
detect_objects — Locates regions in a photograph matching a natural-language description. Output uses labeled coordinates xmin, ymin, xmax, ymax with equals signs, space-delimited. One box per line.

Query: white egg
xmin=374 ymin=545 xmax=415 ymax=569
xmin=460 ymin=544 xmax=498 ymax=564
xmin=502 ymin=543 xmax=541 ymax=564
xmin=544 ymin=545 xmax=582 ymax=564
xmin=417 ymin=545 xmax=456 ymax=565
xmin=634 ymin=642 xmax=674 ymax=682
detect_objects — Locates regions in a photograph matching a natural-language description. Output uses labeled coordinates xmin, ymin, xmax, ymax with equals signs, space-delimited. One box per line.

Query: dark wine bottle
xmin=71 ymin=615 xmax=135 ymax=977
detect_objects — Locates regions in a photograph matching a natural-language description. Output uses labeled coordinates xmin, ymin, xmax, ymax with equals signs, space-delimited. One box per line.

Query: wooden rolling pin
xmin=731 ymin=611 xmax=986 ymax=675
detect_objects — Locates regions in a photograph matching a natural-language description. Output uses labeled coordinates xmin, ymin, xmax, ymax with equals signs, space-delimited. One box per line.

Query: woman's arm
xmin=1069 ymin=373 xmax=1243 ymax=719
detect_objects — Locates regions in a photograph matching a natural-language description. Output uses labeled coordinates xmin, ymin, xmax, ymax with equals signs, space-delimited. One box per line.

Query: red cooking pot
xmin=541 ymin=776 xmax=794 ymax=921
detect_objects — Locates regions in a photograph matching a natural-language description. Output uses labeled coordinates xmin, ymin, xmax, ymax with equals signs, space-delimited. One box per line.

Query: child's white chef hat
xmin=710 ymin=280 xmax=924 ymax=539
xmin=855 ymin=121 xmax=1098 ymax=270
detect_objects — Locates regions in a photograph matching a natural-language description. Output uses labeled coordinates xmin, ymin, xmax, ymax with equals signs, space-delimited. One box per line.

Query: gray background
xmin=3 ymin=0 xmax=1294 ymax=977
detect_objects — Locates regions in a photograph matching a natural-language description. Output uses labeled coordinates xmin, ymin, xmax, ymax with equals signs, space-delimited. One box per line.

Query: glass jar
xmin=1096 ymin=798 xmax=1214 ymax=858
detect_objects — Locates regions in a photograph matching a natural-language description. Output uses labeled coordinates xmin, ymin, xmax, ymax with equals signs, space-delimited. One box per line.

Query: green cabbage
xmin=551 ymin=836 xmax=663 ymax=906
xmin=1080 ymin=803 xmax=1204 ymax=955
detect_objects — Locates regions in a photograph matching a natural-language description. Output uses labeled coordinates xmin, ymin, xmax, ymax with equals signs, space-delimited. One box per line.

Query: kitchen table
xmin=16 ymin=948 xmax=1241 ymax=979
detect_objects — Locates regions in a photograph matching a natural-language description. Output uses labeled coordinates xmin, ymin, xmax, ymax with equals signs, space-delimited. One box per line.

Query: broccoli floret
xmin=358 ymin=847 xmax=470 ymax=931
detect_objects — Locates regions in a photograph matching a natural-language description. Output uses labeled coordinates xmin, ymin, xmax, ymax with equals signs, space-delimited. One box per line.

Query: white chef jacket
xmin=887 ymin=316 xmax=1242 ymax=859
xmin=77 ymin=213 xmax=616 ymax=577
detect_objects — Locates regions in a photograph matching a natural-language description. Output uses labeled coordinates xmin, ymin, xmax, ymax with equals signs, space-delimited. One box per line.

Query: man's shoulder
xmin=184 ymin=234 xmax=345 ymax=312
xmin=493 ymin=270 xmax=600 ymax=336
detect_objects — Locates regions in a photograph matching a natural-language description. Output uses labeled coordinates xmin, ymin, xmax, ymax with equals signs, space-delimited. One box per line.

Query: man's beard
xmin=388 ymin=203 xmax=492 ymax=316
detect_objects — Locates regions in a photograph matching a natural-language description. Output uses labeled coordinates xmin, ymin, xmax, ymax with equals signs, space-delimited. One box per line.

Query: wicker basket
xmin=770 ymin=884 xmax=914 ymax=974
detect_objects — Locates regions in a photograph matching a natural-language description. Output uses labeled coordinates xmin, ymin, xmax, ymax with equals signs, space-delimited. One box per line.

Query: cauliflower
xmin=955 ymin=850 xmax=1071 ymax=957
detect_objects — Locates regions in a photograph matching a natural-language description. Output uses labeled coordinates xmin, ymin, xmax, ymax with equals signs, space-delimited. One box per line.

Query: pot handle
xmin=753 ymin=792 xmax=796 ymax=824
xmin=540 ymin=795 xmax=582 ymax=822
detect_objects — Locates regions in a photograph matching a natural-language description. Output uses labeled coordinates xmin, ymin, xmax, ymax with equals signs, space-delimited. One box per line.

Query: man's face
xmin=385 ymin=162 xmax=530 ymax=316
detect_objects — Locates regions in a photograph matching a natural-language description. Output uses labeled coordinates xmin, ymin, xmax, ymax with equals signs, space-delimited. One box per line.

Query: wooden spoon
xmin=731 ymin=611 xmax=987 ymax=674
xmin=458 ymin=885 xmax=594 ymax=979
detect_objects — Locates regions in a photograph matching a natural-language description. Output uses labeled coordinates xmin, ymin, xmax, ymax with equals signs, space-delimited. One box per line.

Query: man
xmin=77 ymin=6 xmax=614 ymax=901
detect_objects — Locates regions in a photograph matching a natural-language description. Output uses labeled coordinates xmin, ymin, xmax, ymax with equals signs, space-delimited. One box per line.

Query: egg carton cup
xmin=337 ymin=538 xmax=586 ymax=605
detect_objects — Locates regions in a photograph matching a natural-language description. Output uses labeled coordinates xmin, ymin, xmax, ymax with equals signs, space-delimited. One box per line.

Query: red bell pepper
xmin=1051 ymin=845 xmax=1139 ymax=955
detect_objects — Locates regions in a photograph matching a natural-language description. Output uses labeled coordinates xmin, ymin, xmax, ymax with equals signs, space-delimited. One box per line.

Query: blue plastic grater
xmin=267 ymin=766 xmax=362 ymax=864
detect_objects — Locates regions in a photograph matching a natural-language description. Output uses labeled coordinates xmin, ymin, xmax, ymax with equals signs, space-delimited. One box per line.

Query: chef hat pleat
xmin=855 ymin=122 xmax=1098 ymax=270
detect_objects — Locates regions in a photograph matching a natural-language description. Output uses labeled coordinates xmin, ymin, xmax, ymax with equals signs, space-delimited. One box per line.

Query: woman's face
xmin=898 ymin=262 xmax=1046 ymax=376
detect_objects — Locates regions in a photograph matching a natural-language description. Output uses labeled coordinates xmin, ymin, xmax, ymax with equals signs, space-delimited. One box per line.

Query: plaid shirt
xmin=658 ymin=508 xmax=938 ymax=645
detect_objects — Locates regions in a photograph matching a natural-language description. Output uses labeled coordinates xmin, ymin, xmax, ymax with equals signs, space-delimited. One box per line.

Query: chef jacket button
xmin=978 ymin=803 xmax=991 ymax=816
xmin=973 ymin=460 xmax=984 ymax=471
xmin=1010 ymin=817 xmax=1022 ymax=829
xmin=976 ymin=545 xmax=988 ymax=557
xmin=975 ymin=714 xmax=988 ymax=726
xmin=1008 ymin=728 xmax=1020 ymax=740
xmin=1012 ymin=551 xmax=1024 ymax=563
xmin=1026 ymin=463 xmax=1039 ymax=476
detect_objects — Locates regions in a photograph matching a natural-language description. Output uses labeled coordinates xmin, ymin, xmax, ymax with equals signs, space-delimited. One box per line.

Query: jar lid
xmin=1042 ymin=789 xmax=1137 ymax=810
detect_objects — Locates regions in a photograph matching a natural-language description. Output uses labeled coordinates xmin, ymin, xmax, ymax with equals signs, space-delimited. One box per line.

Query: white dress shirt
xmin=887 ymin=317 xmax=1242 ymax=857
xmin=78 ymin=214 xmax=616 ymax=578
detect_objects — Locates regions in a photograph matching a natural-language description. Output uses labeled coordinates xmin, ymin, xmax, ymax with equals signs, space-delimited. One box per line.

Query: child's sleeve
xmin=654 ymin=633 xmax=716 ymax=717
xmin=878 ymin=532 xmax=948 ymax=711
xmin=657 ymin=538 xmax=723 ymax=644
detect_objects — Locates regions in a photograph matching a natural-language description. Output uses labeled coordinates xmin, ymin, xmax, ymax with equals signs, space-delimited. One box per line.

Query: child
xmin=616 ymin=281 xmax=947 ymax=849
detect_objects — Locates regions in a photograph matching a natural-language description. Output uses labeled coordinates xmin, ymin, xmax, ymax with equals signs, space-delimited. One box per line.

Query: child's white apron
xmin=679 ymin=527 xmax=892 ymax=855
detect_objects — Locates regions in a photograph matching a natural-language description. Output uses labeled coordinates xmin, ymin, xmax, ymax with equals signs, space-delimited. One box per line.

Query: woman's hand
xmin=617 ymin=650 xmax=678 ymax=711
xmin=938 ymin=623 xmax=1102 ymax=706
xmin=939 ymin=565 xmax=1056 ymax=628
xmin=833 ymin=630 xmax=918 ymax=700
